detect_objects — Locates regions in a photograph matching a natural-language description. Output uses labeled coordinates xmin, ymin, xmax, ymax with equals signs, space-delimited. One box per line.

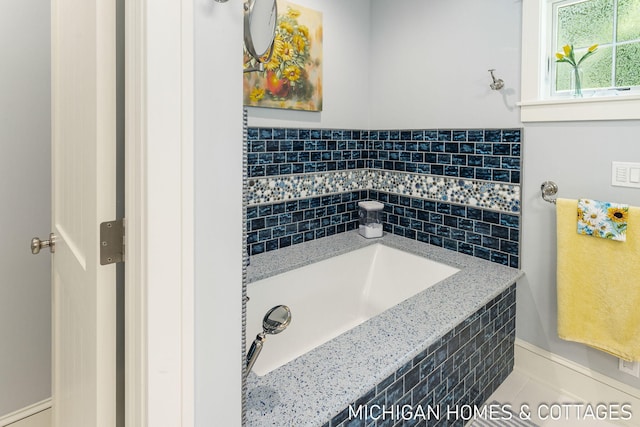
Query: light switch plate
xmin=612 ymin=161 xmax=640 ymax=188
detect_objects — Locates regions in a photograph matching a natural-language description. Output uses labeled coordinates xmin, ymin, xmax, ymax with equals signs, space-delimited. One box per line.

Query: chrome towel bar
xmin=541 ymin=181 xmax=558 ymax=204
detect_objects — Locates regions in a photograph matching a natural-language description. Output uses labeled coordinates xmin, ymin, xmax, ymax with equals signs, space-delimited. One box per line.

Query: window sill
xmin=519 ymin=94 xmax=640 ymax=122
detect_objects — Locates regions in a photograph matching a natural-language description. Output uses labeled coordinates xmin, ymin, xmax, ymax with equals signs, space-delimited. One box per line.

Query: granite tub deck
xmin=245 ymin=232 xmax=523 ymax=427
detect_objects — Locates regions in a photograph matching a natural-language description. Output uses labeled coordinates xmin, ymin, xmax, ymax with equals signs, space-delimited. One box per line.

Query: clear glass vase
xmin=570 ymin=66 xmax=583 ymax=98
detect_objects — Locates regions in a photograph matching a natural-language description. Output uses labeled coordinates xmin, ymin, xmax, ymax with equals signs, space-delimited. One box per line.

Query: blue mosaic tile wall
xmin=367 ymin=129 xmax=521 ymax=184
xmin=247 ymin=191 xmax=364 ymax=256
xmin=246 ymin=127 xmax=522 ymax=265
xmin=247 ymin=128 xmax=367 ymax=177
xmin=325 ymin=283 xmax=517 ymax=427
xmin=369 ymin=191 xmax=520 ymax=268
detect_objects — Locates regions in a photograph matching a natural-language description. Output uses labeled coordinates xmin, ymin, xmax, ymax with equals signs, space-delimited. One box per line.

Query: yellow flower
xmin=297 ymin=25 xmax=309 ymax=39
xmin=293 ymin=34 xmax=306 ymax=52
xmin=555 ymin=52 xmax=565 ymax=60
xmin=250 ymin=88 xmax=265 ymax=102
xmin=588 ymin=44 xmax=598 ymax=52
xmin=272 ymin=36 xmax=284 ymax=55
xmin=607 ymin=207 xmax=628 ymax=223
xmin=283 ymin=65 xmax=301 ymax=82
xmin=279 ymin=22 xmax=294 ymax=34
xmin=261 ymin=37 xmax=283 ymax=70
xmin=263 ymin=55 xmax=280 ymax=71
xmin=563 ymin=45 xmax=572 ymax=56
xmin=280 ymin=42 xmax=295 ymax=61
xmin=287 ymin=8 xmax=301 ymax=18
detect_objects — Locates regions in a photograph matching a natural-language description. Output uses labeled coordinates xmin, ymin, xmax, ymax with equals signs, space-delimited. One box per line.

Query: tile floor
xmin=487 ymin=369 xmax=622 ymax=426
xmin=8 ymin=370 xmax=629 ymax=427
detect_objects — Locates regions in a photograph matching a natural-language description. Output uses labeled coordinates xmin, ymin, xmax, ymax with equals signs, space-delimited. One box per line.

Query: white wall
xmin=194 ymin=0 xmax=244 ymax=425
xmin=247 ymin=0 xmax=372 ymax=130
xmin=369 ymin=0 xmax=522 ymax=129
xmin=0 ymin=0 xmax=51 ymax=417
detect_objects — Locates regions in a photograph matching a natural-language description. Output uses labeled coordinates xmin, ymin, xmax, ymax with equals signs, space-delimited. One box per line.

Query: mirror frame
xmin=243 ymin=0 xmax=278 ymax=73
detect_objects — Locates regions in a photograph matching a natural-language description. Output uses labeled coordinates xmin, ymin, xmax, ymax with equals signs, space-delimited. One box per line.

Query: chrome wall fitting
xmin=489 ymin=69 xmax=504 ymax=90
xmin=541 ymin=181 xmax=559 ymax=204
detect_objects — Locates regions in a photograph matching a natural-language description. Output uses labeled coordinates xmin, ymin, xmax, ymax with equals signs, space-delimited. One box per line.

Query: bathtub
xmin=245 ymin=232 xmax=523 ymax=427
xmin=246 ymin=243 xmax=460 ymax=376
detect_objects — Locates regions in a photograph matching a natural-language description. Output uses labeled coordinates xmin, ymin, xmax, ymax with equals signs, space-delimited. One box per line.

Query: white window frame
xmin=519 ymin=0 xmax=640 ymax=122
xmin=550 ymin=0 xmax=640 ymax=97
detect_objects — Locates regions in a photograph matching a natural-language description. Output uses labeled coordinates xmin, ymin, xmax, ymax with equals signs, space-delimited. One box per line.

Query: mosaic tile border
xmin=248 ymin=170 xmax=368 ymax=205
xmin=248 ymin=170 xmax=520 ymax=214
xmin=370 ymin=171 xmax=520 ymax=213
xmin=326 ymin=284 xmax=517 ymax=427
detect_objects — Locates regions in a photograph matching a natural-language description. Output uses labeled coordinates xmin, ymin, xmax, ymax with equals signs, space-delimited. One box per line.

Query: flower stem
xmin=573 ymin=66 xmax=582 ymax=98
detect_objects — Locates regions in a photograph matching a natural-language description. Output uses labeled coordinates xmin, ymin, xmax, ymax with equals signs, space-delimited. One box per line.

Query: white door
xmin=51 ymin=0 xmax=117 ymax=425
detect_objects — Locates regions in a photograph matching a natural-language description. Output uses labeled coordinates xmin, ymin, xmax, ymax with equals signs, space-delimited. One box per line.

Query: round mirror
xmin=262 ymin=305 xmax=291 ymax=335
xmin=244 ymin=0 xmax=278 ymax=61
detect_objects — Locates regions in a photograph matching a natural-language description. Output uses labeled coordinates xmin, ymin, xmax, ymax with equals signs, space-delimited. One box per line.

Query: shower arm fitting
xmin=488 ymin=69 xmax=504 ymax=90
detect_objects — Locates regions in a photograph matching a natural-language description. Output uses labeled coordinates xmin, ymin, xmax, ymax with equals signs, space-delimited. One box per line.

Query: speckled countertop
xmin=245 ymin=231 xmax=523 ymax=427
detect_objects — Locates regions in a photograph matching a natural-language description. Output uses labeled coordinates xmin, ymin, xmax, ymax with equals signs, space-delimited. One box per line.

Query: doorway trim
xmin=125 ymin=0 xmax=195 ymax=425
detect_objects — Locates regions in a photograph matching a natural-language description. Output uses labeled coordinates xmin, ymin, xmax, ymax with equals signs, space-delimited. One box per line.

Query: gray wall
xmin=0 ymin=0 xmax=52 ymax=417
xmin=369 ymin=0 xmax=522 ymax=129
xmin=520 ymin=122 xmax=640 ymax=389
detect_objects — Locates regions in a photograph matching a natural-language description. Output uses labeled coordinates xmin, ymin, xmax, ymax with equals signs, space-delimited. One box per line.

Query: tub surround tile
xmin=372 ymin=191 xmax=520 ymax=268
xmin=331 ymin=285 xmax=515 ymax=427
xmin=246 ymin=127 xmax=522 ymax=265
xmin=248 ymin=127 xmax=520 ymax=183
xmin=247 ymin=185 xmax=520 ymax=267
xmin=245 ymin=232 xmax=522 ymax=427
xmin=247 ymin=191 xmax=364 ymax=256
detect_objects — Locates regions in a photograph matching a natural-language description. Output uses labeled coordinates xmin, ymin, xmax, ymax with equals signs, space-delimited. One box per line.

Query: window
xmin=519 ymin=0 xmax=640 ymax=122
xmin=550 ymin=0 xmax=640 ymax=96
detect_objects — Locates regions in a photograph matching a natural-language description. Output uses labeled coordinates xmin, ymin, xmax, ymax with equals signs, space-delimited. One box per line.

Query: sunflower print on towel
xmin=577 ymin=199 xmax=629 ymax=241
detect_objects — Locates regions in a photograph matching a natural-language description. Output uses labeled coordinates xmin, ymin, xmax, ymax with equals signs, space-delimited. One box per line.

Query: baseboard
xmin=0 ymin=399 xmax=51 ymax=427
xmin=515 ymin=339 xmax=640 ymax=426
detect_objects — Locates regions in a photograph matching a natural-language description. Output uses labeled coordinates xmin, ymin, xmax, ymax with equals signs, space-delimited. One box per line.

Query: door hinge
xmin=100 ymin=219 xmax=125 ymax=265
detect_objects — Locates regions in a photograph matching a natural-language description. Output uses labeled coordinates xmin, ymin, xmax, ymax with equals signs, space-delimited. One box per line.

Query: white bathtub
xmin=246 ymin=243 xmax=460 ymax=376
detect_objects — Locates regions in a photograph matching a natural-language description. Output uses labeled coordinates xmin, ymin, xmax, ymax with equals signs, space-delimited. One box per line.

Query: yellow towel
xmin=557 ymin=198 xmax=640 ymax=361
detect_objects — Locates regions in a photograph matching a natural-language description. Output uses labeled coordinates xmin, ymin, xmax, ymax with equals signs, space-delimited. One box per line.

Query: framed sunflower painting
xmin=243 ymin=1 xmax=323 ymax=112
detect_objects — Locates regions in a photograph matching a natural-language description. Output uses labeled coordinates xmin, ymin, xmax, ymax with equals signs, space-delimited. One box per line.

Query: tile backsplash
xmin=246 ymin=127 xmax=521 ymax=266
xmin=247 ymin=191 xmax=364 ymax=256
xmin=247 ymin=128 xmax=367 ymax=177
